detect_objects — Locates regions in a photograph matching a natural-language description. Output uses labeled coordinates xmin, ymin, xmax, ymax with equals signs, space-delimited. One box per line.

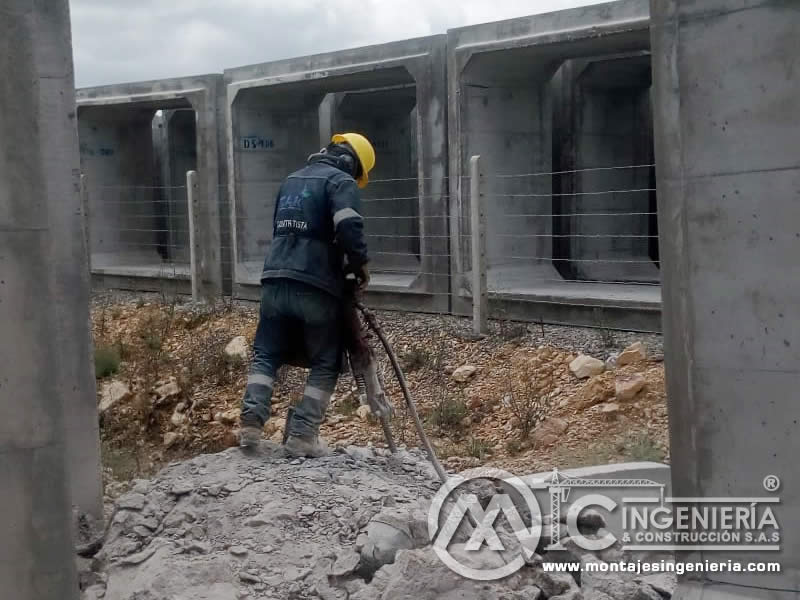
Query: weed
xmin=429 ymin=396 xmax=468 ymax=434
xmin=505 ymin=364 xmax=552 ymax=440
xmin=94 ymin=345 xmax=121 ymax=378
xmin=467 ymin=436 xmax=492 ymax=461
xmin=622 ymin=432 xmax=665 ymax=462
xmin=498 ymin=318 xmax=527 ymax=341
xmin=402 ymin=348 xmax=431 ymax=373
xmin=335 ymin=393 xmax=360 ymax=417
xmin=505 ymin=438 xmax=522 ymax=455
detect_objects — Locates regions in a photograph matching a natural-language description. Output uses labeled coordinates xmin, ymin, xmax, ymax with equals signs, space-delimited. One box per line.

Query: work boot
xmin=284 ymin=434 xmax=330 ymax=458
xmin=239 ymin=421 xmax=263 ymax=449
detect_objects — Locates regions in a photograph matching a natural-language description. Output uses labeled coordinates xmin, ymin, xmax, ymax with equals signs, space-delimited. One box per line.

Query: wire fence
xmin=81 ymin=161 xmax=662 ymax=332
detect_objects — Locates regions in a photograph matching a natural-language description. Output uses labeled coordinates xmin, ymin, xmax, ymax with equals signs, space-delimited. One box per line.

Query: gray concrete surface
xmin=448 ymin=0 xmax=658 ymax=325
xmin=76 ymin=75 xmax=225 ymax=300
xmin=651 ymin=0 xmax=800 ymax=596
xmin=1 ymin=1 xmax=94 ymax=597
xmin=224 ymin=36 xmax=449 ymax=313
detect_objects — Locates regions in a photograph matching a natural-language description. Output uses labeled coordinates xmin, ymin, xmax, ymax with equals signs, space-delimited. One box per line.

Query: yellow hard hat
xmin=332 ymin=132 xmax=376 ymax=188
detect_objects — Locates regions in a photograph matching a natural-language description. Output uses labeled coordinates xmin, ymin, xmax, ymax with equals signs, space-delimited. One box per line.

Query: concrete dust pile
xmin=80 ymin=444 xmax=676 ymax=600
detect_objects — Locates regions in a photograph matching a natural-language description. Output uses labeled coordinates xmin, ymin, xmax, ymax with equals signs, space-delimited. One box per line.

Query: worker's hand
xmin=356 ymin=264 xmax=370 ymax=292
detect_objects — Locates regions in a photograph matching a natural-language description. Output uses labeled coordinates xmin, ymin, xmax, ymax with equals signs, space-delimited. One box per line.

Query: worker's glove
xmin=355 ymin=264 xmax=370 ymax=292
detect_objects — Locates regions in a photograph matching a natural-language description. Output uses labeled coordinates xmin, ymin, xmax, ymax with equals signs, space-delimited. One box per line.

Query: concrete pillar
xmin=1 ymin=2 xmax=100 ymax=598
xmin=651 ymin=1 xmax=800 ymax=597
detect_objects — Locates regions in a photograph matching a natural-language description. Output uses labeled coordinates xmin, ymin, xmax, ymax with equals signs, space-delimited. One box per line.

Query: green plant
xmin=467 ymin=436 xmax=492 ymax=461
xmin=623 ymin=433 xmax=665 ymax=463
xmin=429 ymin=396 xmax=468 ymax=433
xmin=335 ymin=393 xmax=360 ymax=417
xmin=505 ymin=438 xmax=522 ymax=455
xmin=506 ymin=365 xmax=552 ymax=440
xmin=94 ymin=345 xmax=121 ymax=378
xmin=401 ymin=348 xmax=431 ymax=373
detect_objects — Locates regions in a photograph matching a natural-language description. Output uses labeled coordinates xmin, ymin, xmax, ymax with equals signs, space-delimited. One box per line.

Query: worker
xmin=239 ymin=133 xmax=376 ymax=458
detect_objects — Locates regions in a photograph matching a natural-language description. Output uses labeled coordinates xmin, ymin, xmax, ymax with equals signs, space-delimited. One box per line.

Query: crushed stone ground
xmin=91 ymin=291 xmax=668 ymax=497
xmin=79 ymin=443 xmax=676 ymax=600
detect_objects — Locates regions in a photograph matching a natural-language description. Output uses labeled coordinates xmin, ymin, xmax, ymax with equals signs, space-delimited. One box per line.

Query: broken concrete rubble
xmin=80 ymin=444 xmax=674 ymax=600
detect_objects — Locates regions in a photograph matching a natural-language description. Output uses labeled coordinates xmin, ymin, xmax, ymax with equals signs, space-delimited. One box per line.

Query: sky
xmin=69 ymin=0 xmax=605 ymax=88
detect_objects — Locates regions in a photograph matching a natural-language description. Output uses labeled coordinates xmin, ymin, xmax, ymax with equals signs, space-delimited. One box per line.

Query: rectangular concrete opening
xmin=458 ymin=29 xmax=660 ymax=307
xmin=554 ymin=52 xmax=659 ymax=284
xmin=78 ymin=99 xmax=197 ymax=282
xmin=231 ymin=67 xmax=420 ymax=289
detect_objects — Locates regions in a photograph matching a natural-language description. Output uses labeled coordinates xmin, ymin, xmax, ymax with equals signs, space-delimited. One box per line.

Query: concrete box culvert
xmin=224 ymin=36 xmax=449 ymax=313
xmin=76 ymin=75 xmax=225 ymax=298
xmin=447 ymin=0 xmax=661 ymax=330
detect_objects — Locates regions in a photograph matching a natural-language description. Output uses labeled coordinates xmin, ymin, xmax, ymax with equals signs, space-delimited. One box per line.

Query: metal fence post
xmin=187 ymin=170 xmax=200 ymax=302
xmin=80 ymin=173 xmax=92 ymax=274
xmin=470 ymin=155 xmax=488 ymax=335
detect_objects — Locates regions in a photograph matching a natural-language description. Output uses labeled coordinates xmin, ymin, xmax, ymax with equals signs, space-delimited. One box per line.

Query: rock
xmin=359 ymin=508 xmax=428 ymax=576
xmin=584 ymin=593 xmax=613 ymax=600
xmin=184 ymin=540 xmax=210 ymax=554
xmin=99 ymin=381 xmax=132 ymax=414
xmin=239 ymin=571 xmax=261 ymax=584
xmin=615 ymin=374 xmax=647 ymax=401
xmin=452 ymin=365 xmax=477 ymax=383
xmin=170 ymin=481 xmax=193 ymax=496
xmin=605 ymin=354 xmax=619 ymax=370
xmin=581 ymin=556 xmax=652 ymax=600
xmin=225 ymin=336 xmax=249 ymax=361
xmin=116 ymin=493 xmax=146 ymax=511
xmin=532 ymin=417 xmax=569 ymax=447
xmin=300 ymin=505 xmax=317 ymax=518
xmin=550 ymin=591 xmax=583 ymax=600
xmin=356 ymin=405 xmax=372 ymax=422
xmin=637 ymin=573 xmax=677 ymax=598
xmin=598 ymin=402 xmax=620 ymax=420
xmin=531 ymin=570 xmax=578 ymax=598
xmin=331 ymin=550 xmax=361 ymax=578
xmin=118 ymin=546 xmax=157 ymax=566
xmin=170 ymin=408 xmax=186 ymax=427
xmin=217 ymin=408 xmax=240 ymax=425
xmin=559 ymin=509 xmax=606 ymax=535
xmin=154 ymin=379 xmax=181 ymax=404
xmin=229 ymin=546 xmax=249 ymax=557
xmin=570 ymin=355 xmax=605 ymax=379
xmin=467 ymin=396 xmax=483 ymax=410
xmin=163 ymin=432 xmax=179 ymax=447
xmin=617 ymin=342 xmax=647 ymax=366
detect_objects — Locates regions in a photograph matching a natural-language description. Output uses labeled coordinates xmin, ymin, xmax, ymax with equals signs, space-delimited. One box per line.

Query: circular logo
xmin=763 ymin=475 xmax=781 ymax=493
xmin=427 ymin=467 xmax=542 ymax=581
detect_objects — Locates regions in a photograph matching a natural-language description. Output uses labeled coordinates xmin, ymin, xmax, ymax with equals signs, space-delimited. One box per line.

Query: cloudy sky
xmin=69 ymin=0 xmax=604 ymax=88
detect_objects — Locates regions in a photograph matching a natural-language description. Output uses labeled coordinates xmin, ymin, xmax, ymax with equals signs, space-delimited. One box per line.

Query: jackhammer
xmin=282 ymin=287 xmax=446 ymax=484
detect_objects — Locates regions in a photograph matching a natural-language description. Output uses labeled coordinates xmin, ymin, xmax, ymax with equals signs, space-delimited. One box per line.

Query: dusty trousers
xmin=241 ymin=278 xmax=342 ymax=438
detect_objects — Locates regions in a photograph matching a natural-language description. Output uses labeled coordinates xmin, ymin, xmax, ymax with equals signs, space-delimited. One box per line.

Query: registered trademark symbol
xmin=763 ymin=475 xmax=781 ymax=492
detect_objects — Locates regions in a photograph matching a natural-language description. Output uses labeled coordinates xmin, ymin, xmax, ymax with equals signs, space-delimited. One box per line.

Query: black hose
xmin=356 ymin=302 xmax=448 ymax=484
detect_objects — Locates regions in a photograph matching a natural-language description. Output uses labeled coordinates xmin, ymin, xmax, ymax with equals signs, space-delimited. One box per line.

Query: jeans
xmin=240 ymin=279 xmax=342 ymax=438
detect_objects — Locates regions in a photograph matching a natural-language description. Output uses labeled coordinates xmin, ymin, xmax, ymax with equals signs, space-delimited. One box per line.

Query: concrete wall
xmin=76 ymin=75 xmax=224 ymax=298
xmin=448 ymin=0 xmax=661 ymax=330
xmin=651 ymin=0 xmax=800 ymax=596
xmin=224 ymin=35 xmax=449 ymax=313
xmin=1 ymin=1 xmax=97 ymax=596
